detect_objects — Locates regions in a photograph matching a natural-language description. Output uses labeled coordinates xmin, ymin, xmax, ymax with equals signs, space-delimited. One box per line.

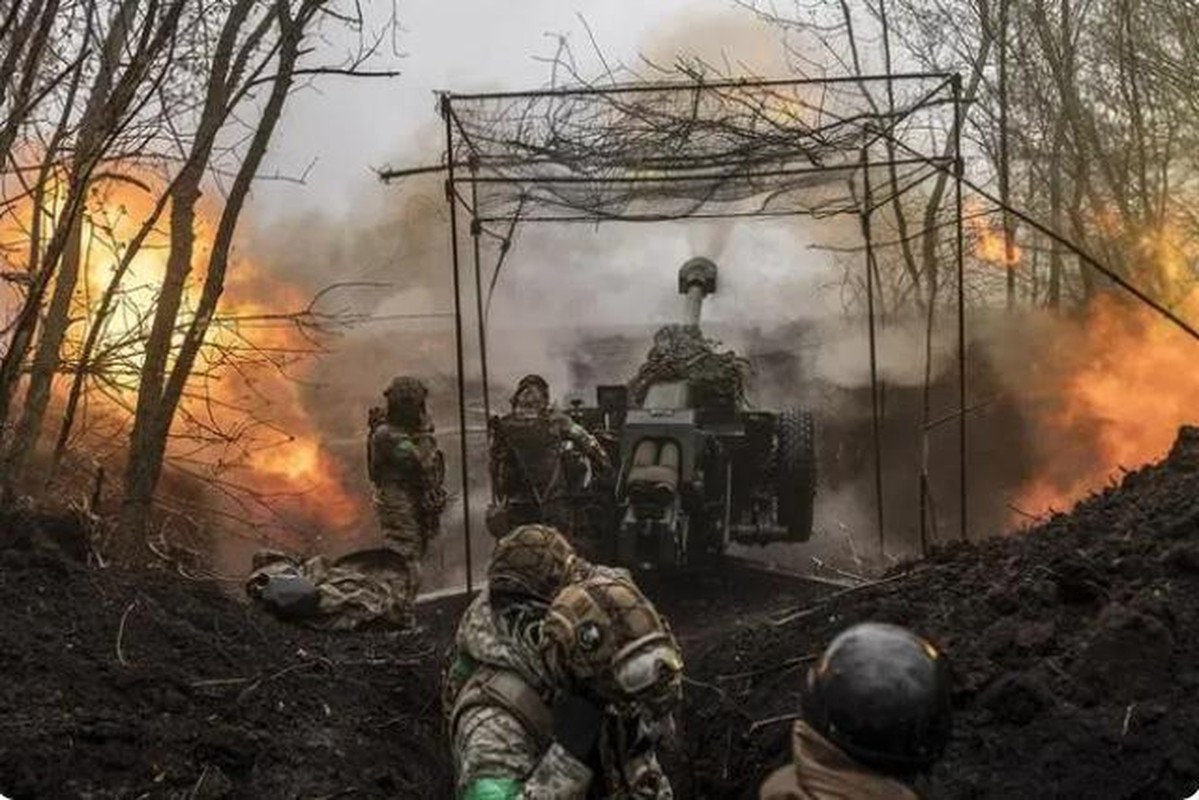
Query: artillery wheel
xmin=776 ymin=408 xmax=817 ymax=541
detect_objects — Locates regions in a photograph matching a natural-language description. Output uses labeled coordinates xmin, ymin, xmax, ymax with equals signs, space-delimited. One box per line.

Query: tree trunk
xmin=5 ymin=0 xmax=150 ymax=489
xmin=1048 ymin=126 xmax=1063 ymax=308
xmin=118 ymin=0 xmax=276 ymax=545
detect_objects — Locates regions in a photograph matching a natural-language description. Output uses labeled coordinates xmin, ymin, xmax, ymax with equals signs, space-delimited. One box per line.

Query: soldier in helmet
xmin=487 ymin=374 xmax=611 ymax=548
xmin=367 ymin=376 xmax=448 ymax=627
xmin=448 ymin=559 xmax=681 ymax=799
xmin=759 ymin=622 xmax=952 ymax=800
xmin=444 ymin=525 xmax=597 ymax=713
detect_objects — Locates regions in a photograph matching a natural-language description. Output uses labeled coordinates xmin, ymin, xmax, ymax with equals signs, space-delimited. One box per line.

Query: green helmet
xmin=541 ymin=574 xmax=683 ymax=719
xmin=487 ymin=524 xmax=579 ymax=607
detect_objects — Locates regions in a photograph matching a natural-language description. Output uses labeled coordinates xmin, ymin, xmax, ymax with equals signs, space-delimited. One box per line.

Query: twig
xmin=716 ymin=653 xmax=817 ymax=683
xmin=188 ymin=764 xmax=210 ymax=800
xmin=115 ymin=600 xmax=137 ymax=666
xmin=1122 ymin=703 xmax=1136 ymax=737
xmin=810 ymin=556 xmax=870 ymax=585
xmin=235 ymin=658 xmax=334 ymax=704
xmin=747 ymin=711 xmax=804 ymax=735
xmin=770 ymin=570 xmax=915 ymax=627
xmin=190 ymin=677 xmax=254 ymax=688
xmin=1007 ymin=502 xmax=1046 ymax=522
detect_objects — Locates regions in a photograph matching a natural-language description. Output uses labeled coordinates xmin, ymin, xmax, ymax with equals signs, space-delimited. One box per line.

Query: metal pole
xmin=953 ymin=74 xmax=968 ymax=542
xmin=442 ymin=94 xmax=474 ymax=592
xmin=469 ymin=174 xmax=493 ymax=472
xmin=861 ymin=147 xmax=886 ymax=557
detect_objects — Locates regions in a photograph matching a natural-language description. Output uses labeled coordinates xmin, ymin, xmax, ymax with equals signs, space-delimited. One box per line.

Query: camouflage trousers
xmin=373 ymin=484 xmax=430 ymax=616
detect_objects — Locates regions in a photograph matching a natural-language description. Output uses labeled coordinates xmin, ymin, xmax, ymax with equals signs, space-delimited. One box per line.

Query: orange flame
xmin=966 ymin=202 xmax=1020 ymax=268
xmin=2 ymin=170 xmax=364 ymax=536
xmin=1013 ymin=223 xmax=1199 ymax=518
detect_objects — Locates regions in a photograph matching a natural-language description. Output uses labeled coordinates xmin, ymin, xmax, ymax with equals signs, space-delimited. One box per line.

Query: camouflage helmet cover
xmin=514 ymin=373 xmax=549 ymax=395
xmin=384 ymin=376 xmax=428 ymax=401
xmin=541 ymin=574 xmax=683 ymax=717
xmin=510 ymin=373 xmax=549 ymax=409
xmin=383 ymin=376 xmax=428 ymax=426
xmin=487 ymin=524 xmax=579 ymax=605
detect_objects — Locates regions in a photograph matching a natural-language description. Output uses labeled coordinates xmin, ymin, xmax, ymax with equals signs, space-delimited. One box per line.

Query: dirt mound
xmin=5 ymin=428 xmax=1199 ymax=798
xmin=0 ymin=509 xmax=463 ymax=799
xmin=0 ymin=507 xmax=829 ymax=799
xmin=681 ymin=426 xmax=1199 ymax=799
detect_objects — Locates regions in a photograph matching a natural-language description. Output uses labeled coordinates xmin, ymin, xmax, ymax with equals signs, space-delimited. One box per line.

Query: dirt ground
xmin=3 ymin=428 xmax=1199 ymax=798
xmin=682 ymin=427 xmax=1199 ymax=800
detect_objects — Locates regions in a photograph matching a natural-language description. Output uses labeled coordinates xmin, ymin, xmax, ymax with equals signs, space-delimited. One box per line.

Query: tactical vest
xmin=450 ymin=662 xmax=554 ymax=750
xmin=369 ymin=425 xmax=428 ymax=486
xmin=493 ymin=415 xmax=564 ymax=503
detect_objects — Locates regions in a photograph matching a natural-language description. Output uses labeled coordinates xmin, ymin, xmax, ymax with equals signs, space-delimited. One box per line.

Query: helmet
xmin=487 ymin=524 xmax=580 ymax=606
xmin=801 ymin=622 xmax=951 ymax=775
xmin=383 ymin=376 xmax=428 ymax=427
xmin=514 ymin=374 xmax=549 ymax=395
xmin=511 ymin=374 xmax=550 ymax=413
xmin=542 ymin=575 xmax=683 ymax=718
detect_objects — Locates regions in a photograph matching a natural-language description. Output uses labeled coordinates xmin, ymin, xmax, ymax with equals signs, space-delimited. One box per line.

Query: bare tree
xmin=5 ymin=0 xmax=186 ymax=489
xmin=118 ymin=0 xmax=398 ymax=547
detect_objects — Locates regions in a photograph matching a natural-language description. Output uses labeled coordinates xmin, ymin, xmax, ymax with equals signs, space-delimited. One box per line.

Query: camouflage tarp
xmin=628 ymin=324 xmax=750 ymax=409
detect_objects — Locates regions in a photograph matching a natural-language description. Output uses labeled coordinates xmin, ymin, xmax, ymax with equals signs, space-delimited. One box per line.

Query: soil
xmin=3 ymin=428 xmax=1199 ymax=799
xmin=0 ymin=510 xmax=827 ymax=799
xmin=681 ymin=426 xmax=1199 ymax=800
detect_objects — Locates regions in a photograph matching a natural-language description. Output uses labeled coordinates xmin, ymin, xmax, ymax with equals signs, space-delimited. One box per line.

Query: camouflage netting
xmin=444 ymin=74 xmax=956 ymax=224
xmin=628 ymin=324 xmax=751 ymax=408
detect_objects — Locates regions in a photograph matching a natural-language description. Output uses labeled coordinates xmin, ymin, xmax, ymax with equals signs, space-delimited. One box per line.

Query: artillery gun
xmin=569 ymin=257 xmax=817 ymax=569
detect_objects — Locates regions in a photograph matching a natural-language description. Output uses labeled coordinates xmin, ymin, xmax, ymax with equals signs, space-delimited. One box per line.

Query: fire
xmin=1012 ymin=223 xmax=1199 ymax=519
xmin=966 ymin=202 xmax=1020 ymax=267
xmin=3 ymin=171 xmax=364 ymax=536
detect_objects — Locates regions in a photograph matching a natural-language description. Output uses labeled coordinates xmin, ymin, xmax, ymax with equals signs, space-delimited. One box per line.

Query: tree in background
xmin=0 ymin=0 xmax=398 ymax=557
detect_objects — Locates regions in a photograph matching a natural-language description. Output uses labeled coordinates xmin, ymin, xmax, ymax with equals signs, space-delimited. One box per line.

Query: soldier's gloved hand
xmin=551 ymin=692 xmax=604 ymax=762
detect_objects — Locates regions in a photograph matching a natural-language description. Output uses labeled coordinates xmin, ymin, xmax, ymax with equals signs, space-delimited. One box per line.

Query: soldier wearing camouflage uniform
xmin=445 ymin=528 xmax=679 ymax=799
xmin=367 ymin=376 xmax=447 ymax=626
xmin=487 ymin=374 xmax=611 ymax=548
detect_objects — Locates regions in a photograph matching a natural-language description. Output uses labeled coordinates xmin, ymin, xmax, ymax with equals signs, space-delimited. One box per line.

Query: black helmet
xmin=801 ymin=622 xmax=951 ymax=776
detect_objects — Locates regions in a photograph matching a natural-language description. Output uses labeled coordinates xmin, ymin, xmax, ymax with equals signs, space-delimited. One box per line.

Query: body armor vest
xmin=369 ymin=425 xmax=428 ymax=486
xmin=494 ymin=415 xmax=564 ymax=502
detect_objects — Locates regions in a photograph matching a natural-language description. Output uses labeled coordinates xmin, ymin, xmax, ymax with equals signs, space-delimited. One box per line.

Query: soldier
xmin=759 ymin=622 xmax=952 ymax=800
xmin=442 ymin=524 xmax=629 ymax=715
xmin=487 ymin=374 xmax=611 ymax=546
xmin=367 ymin=376 xmax=447 ymax=628
xmin=448 ymin=562 xmax=682 ymax=799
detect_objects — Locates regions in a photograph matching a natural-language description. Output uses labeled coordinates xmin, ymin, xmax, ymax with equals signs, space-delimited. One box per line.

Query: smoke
xmin=235 ymin=12 xmax=982 ymax=584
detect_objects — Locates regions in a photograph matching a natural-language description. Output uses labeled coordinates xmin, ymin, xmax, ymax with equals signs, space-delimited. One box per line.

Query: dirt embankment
xmin=0 ymin=511 xmax=828 ymax=799
xmin=681 ymin=427 xmax=1199 ymax=800
xmin=3 ymin=428 xmax=1199 ymax=798
xmin=0 ymin=508 xmax=461 ymax=799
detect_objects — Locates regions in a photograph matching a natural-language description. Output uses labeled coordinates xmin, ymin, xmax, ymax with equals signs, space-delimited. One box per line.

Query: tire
xmin=776 ymin=408 xmax=817 ymax=541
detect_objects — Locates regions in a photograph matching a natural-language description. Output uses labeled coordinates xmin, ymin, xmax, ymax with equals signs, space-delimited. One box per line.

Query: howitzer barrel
xmin=678 ymin=257 xmax=718 ymax=327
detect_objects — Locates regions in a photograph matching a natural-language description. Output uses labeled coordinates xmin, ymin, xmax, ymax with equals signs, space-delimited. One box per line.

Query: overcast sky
xmin=251 ymin=0 xmax=779 ymax=221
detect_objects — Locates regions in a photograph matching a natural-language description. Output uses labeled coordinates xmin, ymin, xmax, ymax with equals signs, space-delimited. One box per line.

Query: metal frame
xmin=390 ymin=74 xmax=971 ymax=590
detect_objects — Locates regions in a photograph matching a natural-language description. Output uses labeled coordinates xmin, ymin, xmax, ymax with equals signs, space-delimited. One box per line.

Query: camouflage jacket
xmin=368 ymin=421 xmax=447 ymax=531
xmin=446 ymin=590 xmax=672 ymax=800
xmin=759 ymin=722 xmax=918 ymax=800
